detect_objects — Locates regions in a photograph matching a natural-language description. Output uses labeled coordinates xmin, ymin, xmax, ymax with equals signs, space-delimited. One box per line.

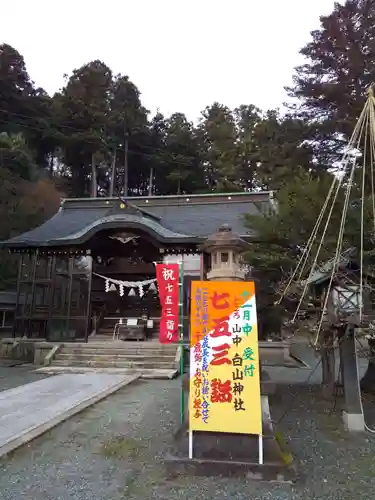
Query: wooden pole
xmin=179 ymin=260 xmax=185 ymax=425
xmin=123 ymin=134 xmax=129 ymax=196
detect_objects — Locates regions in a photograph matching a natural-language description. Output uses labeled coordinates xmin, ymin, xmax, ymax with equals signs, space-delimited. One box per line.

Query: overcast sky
xmin=2 ymin=0 xmax=338 ymax=121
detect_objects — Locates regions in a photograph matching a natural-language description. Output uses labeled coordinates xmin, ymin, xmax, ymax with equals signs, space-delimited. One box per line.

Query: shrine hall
xmin=0 ymin=191 xmax=273 ymax=341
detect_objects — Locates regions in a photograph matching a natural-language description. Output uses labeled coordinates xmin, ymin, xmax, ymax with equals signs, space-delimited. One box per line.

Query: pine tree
xmin=287 ymin=0 xmax=375 ymax=166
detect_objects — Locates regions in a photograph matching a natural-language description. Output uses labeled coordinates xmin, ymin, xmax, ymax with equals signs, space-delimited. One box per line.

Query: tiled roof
xmin=0 ymin=192 xmax=273 ymax=249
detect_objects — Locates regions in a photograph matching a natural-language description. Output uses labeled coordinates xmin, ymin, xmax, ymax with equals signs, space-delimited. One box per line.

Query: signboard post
xmin=155 ymin=261 xmax=185 ymax=425
xmin=189 ymin=281 xmax=262 ymax=462
xmin=178 ymin=261 xmax=184 ymax=425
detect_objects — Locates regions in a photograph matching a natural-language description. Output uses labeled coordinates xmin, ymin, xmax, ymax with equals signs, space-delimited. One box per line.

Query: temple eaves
xmin=0 ymin=191 xmax=273 ymax=249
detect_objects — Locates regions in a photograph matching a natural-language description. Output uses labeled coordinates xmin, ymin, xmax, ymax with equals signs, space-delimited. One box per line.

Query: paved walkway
xmin=0 ymin=373 xmax=138 ymax=458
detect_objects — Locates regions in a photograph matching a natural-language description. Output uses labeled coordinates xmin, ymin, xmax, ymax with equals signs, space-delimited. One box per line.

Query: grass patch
xmin=275 ymin=432 xmax=294 ymax=465
xmin=99 ymin=436 xmax=145 ymax=459
xmin=317 ymin=412 xmax=348 ymax=442
xmin=358 ymin=454 xmax=375 ymax=475
xmin=122 ymin=464 xmax=167 ymax=497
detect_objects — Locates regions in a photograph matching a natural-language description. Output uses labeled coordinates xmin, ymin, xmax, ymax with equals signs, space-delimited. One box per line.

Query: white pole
xmin=188 ymin=430 xmax=193 ymax=459
xmin=258 ymin=434 xmax=263 ymax=465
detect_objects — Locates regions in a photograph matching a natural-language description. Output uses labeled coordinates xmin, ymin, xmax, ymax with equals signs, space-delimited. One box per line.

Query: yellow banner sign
xmin=189 ymin=281 xmax=262 ymax=435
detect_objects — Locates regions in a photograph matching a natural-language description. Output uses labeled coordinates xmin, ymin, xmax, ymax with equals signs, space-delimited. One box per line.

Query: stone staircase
xmin=39 ymin=341 xmax=180 ymax=379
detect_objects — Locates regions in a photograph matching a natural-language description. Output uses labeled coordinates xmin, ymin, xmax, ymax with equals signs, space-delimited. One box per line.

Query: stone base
xmin=342 ymin=411 xmax=365 ymax=432
xmin=165 ymin=426 xmax=296 ymax=482
xmin=170 ymin=373 xmax=296 ymax=481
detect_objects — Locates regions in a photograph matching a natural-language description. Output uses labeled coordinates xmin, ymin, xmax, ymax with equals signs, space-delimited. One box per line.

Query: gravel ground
xmin=0 ymin=364 xmax=49 ymax=391
xmin=1 ymin=366 xmax=375 ymax=499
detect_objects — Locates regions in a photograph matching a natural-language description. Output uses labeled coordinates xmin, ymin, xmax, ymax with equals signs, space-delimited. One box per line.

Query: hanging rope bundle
xmin=278 ymin=86 xmax=375 ymax=345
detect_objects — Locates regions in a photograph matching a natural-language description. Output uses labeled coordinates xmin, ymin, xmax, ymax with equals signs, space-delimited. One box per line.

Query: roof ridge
xmin=116 ymin=197 xmax=161 ymax=222
xmin=1 ymin=191 xmax=272 ymax=249
xmin=61 ymin=191 xmax=273 ymax=204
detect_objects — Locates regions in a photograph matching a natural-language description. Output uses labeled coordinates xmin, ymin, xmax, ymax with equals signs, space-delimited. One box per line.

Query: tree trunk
xmin=148 ymin=167 xmax=154 ymax=196
xmin=123 ymin=135 xmax=129 ymax=196
xmin=90 ymin=153 xmax=97 ymax=197
xmin=321 ymin=330 xmax=336 ymax=399
xmin=360 ymin=338 xmax=375 ymax=394
xmin=49 ymin=152 xmax=54 ymax=177
xmin=109 ymin=149 xmax=117 ymax=197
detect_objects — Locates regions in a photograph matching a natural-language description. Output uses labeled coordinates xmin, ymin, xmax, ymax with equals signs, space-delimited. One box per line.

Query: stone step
xmin=55 ymin=353 xmax=175 ymax=362
xmin=67 ymin=341 xmax=174 ymax=347
xmin=60 ymin=347 xmax=177 ymax=356
xmin=51 ymin=359 xmax=175 ymax=369
xmin=63 ymin=342 xmax=177 ymax=349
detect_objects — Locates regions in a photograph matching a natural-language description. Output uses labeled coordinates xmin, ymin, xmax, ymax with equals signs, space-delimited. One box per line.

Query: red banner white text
xmin=155 ymin=263 xmax=180 ymax=343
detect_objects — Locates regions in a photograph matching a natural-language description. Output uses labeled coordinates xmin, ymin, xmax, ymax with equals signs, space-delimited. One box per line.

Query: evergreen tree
xmin=287 ymin=0 xmax=375 ymax=166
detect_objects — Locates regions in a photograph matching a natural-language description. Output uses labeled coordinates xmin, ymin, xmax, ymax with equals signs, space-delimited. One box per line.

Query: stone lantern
xmin=201 ymin=224 xmax=249 ymax=281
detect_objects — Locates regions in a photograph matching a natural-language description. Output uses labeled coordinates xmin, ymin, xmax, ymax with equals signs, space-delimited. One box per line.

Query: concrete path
xmin=0 ymin=373 xmax=138 ymax=458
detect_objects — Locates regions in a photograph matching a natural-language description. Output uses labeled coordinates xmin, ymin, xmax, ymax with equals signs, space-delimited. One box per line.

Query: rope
xmin=360 ymin=103 xmax=369 ymax=322
xmin=278 ymin=91 xmax=375 ymax=434
xmin=369 ymin=95 xmax=375 ymax=231
xmin=277 ymin=175 xmax=339 ymax=304
xmin=313 ymin=98 xmax=370 ymax=345
xmin=93 ymin=272 xmax=157 ymax=287
xmin=296 ymin=179 xmax=338 ymax=283
xmin=281 ymin=95 xmax=371 ymax=324
xmin=292 ymin=177 xmax=342 ymax=323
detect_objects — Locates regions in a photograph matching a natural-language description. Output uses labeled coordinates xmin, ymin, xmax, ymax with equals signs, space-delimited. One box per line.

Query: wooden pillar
xmin=84 ymin=256 xmax=93 ymax=342
xmin=12 ymin=254 xmax=23 ymax=339
xmin=66 ymin=256 xmax=73 ymax=334
xmin=47 ymin=255 xmax=57 ymax=340
xmin=28 ymin=250 xmax=38 ymax=338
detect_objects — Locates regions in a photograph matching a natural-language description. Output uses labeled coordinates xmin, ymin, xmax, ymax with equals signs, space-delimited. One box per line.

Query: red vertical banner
xmin=155 ymin=263 xmax=180 ymax=343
